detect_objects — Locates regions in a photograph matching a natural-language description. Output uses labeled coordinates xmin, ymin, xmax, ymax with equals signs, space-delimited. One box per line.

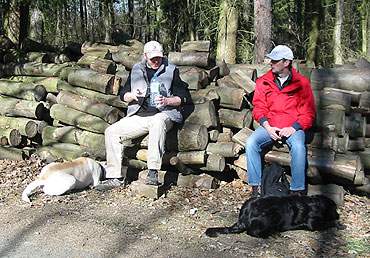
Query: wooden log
xmin=168 ymin=52 xmax=209 ymax=68
xmin=232 ymin=127 xmax=254 ymax=146
xmin=45 ymin=93 xmax=57 ymax=107
xmin=0 ymin=116 xmax=38 ymax=138
xmin=316 ymin=107 xmax=346 ymax=136
xmin=357 ymin=148 xmax=370 ymax=170
xmin=230 ymin=164 xmax=247 ymax=182
xmin=34 ymin=120 xmax=49 ymax=134
xmin=0 ymin=128 xmax=22 ymax=146
xmin=170 ymin=157 xmax=195 ymax=175
xmin=209 ymin=130 xmax=219 ymax=142
xmin=217 ymin=131 xmax=233 ymax=142
xmin=345 ymin=113 xmax=366 ymax=138
xmin=189 ymin=87 xmax=219 ymax=102
xmin=0 ymin=146 xmax=26 ymax=160
xmin=348 ymin=138 xmax=365 ymax=151
xmin=90 ymin=58 xmax=117 ymax=74
xmin=130 ymin=180 xmax=166 ymax=199
xmin=176 ymin=173 xmax=219 ymax=189
xmin=67 ymin=68 xmax=121 ymax=95
xmin=57 ymin=81 xmax=127 ymax=109
xmin=110 ymin=44 xmax=143 ymax=69
xmin=0 ymin=80 xmax=47 ymax=101
xmin=184 ymin=101 xmax=217 ymax=128
xmin=77 ymin=52 xmax=111 ymax=66
xmin=181 ymin=40 xmax=210 ymax=52
xmin=318 ymin=88 xmax=352 ymax=109
xmin=178 ymin=123 xmax=209 ymax=151
xmin=127 ymin=159 xmax=147 ymax=170
xmin=354 ymin=177 xmax=370 ymax=194
xmin=58 ymin=66 xmax=81 ymax=81
xmin=307 ymin=184 xmax=344 ymax=206
xmin=115 ymin=64 xmax=130 ymax=82
xmin=310 ymin=68 xmax=370 ymax=92
xmin=201 ymin=154 xmax=225 ymax=172
xmin=264 ymin=150 xmax=365 ymax=185
xmin=42 ymin=125 xmax=105 ymax=156
xmin=208 ymin=66 xmax=220 ymax=82
xmin=81 ymin=41 xmax=119 ymax=54
xmin=218 ymin=108 xmax=252 ymax=129
xmin=56 ymin=91 xmax=122 ymax=124
xmin=206 ymin=142 xmax=240 ymax=157
xmin=308 ymin=131 xmax=338 ymax=151
xmin=36 ymin=143 xmax=92 ymax=162
xmin=336 ymin=134 xmax=349 ymax=153
xmin=0 ymin=95 xmax=46 ymax=120
xmin=216 ymin=59 xmax=230 ymax=77
xmin=214 ymin=86 xmax=245 ymax=110
xmin=2 ymin=62 xmax=72 ymax=77
xmin=50 ymin=104 xmax=109 ymax=133
xmin=179 ymin=67 xmax=208 ymax=90
xmin=135 ymin=148 xmax=176 ymax=165
xmin=359 ymin=91 xmax=370 ymax=110
xmin=177 ymin=151 xmax=206 ymax=165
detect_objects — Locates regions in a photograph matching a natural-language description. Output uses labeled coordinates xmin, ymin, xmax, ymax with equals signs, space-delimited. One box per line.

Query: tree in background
xmin=253 ymin=0 xmax=271 ymax=63
xmin=333 ymin=0 xmax=344 ymax=64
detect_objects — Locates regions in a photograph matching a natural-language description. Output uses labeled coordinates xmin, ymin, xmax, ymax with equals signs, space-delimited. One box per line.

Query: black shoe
xmin=289 ymin=190 xmax=306 ymax=196
xmin=94 ymin=178 xmax=125 ymax=191
xmin=146 ymin=169 xmax=159 ymax=186
xmin=251 ymin=185 xmax=261 ymax=198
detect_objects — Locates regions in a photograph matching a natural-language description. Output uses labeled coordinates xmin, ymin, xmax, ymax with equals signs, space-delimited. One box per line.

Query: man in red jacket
xmin=246 ymin=45 xmax=316 ymax=197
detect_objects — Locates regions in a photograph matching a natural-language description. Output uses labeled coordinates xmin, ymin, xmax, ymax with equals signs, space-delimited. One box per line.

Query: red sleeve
xmin=296 ymin=78 xmax=316 ymax=130
xmin=252 ymin=78 xmax=269 ymax=123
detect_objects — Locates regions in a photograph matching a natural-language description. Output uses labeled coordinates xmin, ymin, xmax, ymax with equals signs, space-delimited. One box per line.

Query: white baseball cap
xmin=266 ymin=45 xmax=294 ymax=60
xmin=144 ymin=40 xmax=163 ymax=59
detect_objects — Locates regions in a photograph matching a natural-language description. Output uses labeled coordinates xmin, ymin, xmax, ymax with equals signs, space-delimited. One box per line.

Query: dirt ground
xmin=0 ymin=158 xmax=369 ymax=258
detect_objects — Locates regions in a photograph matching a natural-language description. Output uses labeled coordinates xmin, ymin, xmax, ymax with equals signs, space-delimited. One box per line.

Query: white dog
xmin=22 ymin=157 xmax=103 ymax=203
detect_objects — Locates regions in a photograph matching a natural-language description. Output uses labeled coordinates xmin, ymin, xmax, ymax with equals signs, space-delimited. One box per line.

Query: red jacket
xmin=252 ymin=68 xmax=316 ymax=130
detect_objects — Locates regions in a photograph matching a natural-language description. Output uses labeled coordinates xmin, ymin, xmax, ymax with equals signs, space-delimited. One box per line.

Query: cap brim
xmin=265 ymin=53 xmax=280 ymax=61
xmin=146 ymin=51 xmax=163 ymax=59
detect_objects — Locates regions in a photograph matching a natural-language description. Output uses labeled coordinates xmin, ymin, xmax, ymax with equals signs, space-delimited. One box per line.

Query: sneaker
xmin=94 ymin=178 xmax=125 ymax=191
xmin=251 ymin=185 xmax=261 ymax=198
xmin=146 ymin=169 xmax=159 ymax=186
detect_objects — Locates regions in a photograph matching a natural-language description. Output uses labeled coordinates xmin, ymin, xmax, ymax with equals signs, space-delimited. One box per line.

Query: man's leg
xmin=245 ymin=126 xmax=274 ymax=189
xmin=104 ymin=115 xmax=149 ymax=179
xmin=146 ymin=113 xmax=173 ymax=185
xmin=286 ymin=130 xmax=306 ymax=191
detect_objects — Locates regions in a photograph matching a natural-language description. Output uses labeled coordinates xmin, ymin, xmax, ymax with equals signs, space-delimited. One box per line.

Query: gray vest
xmin=126 ymin=58 xmax=183 ymax=123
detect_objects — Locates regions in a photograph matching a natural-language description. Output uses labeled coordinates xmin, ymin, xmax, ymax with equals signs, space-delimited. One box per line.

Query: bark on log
xmin=178 ymin=123 xmax=208 ymax=151
xmin=41 ymin=126 xmax=105 ymax=158
xmin=67 ymin=68 xmax=121 ymax=95
xmin=0 ymin=95 xmax=46 ymax=120
xmin=206 ymin=142 xmax=240 ymax=157
xmin=200 ymin=154 xmax=225 ymax=172
xmin=115 ymin=64 xmax=130 ymax=82
xmin=77 ymin=52 xmax=111 ymax=66
xmin=310 ymin=68 xmax=370 ymax=91
xmin=218 ymin=108 xmax=252 ymax=129
xmin=168 ymin=52 xmax=209 ymax=68
xmin=359 ymin=91 xmax=370 ymax=110
xmin=176 ymin=173 xmax=219 ymax=189
xmin=7 ymin=76 xmax=70 ymax=94
xmin=90 ymin=58 xmax=117 ymax=74
xmin=0 ymin=80 xmax=47 ymax=101
xmin=336 ymin=134 xmax=349 ymax=153
xmin=179 ymin=67 xmax=208 ymax=90
xmin=308 ymin=131 xmax=338 ymax=151
xmin=181 ymin=41 xmax=210 ymax=52
xmin=170 ymin=156 xmax=195 ymax=175
xmin=189 ymin=87 xmax=219 ymax=103
xmin=176 ymin=151 xmax=206 ymax=165
xmin=0 ymin=116 xmax=38 ymax=138
xmin=209 ymin=130 xmax=219 ymax=142
xmin=357 ymin=148 xmax=370 ymax=170
xmin=184 ymin=101 xmax=217 ymax=128
xmin=58 ymin=66 xmax=81 ymax=81
xmin=57 ymin=82 xmax=127 ymax=109
xmin=2 ymin=62 xmax=72 ymax=77
xmin=36 ymin=143 xmax=92 ymax=162
xmin=127 ymin=159 xmax=148 ymax=170
xmin=217 ymin=131 xmax=233 ymax=142
xmin=214 ymin=86 xmax=245 ymax=110
xmin=56 ymin=91 xmax=122 ymax=124
xmin=0 ymin=128 xmax=22 ymax=146
xmin=348 ymin=138 xmax=365 ymax=151
xmin=135 ymin=149 xmax=176 ymax=165
xmin=354 ymin=177 xmax=370 ymax=194
xmin=345 ymin=113 xmax=366 ymax=138
xmin=50 ymin=104 xmax=109 ymax=133
xmin=232 ymin=127 xmax=254 ymax=146
xmin=0 ymin=146 xmax=26 ymax=160
xmin=81 ymin=41 xmax=119 ymax=54
xmin=316 ymin=107 xmax=346 ymax=136
xmin=34 ymin=120 xmax=49 ymax=134
xmin=307 ymin=184 xmax=344 ymax=206
xmin=318 ymin=88 xmax=352 ymax=109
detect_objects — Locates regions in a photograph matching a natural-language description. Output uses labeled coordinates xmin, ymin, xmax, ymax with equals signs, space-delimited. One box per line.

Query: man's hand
xmin=278 ymin=127 xmax=296 ymax=138
xmin=155 ymin=95 xmax=181 ymax=107
xmin=262 ymin=121 xmax=281 ymax=140
xmin=124 ymin=89 xmax=144 ymax=103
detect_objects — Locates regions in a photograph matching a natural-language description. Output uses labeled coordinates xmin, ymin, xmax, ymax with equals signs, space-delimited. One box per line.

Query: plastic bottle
xmin=150 ymin=76 xmax=161 ymax=108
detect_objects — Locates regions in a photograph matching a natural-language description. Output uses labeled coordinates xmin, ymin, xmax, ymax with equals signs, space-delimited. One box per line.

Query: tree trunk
xmin=216 ymin=0 xmax=238 ymax=64
xmin=360 ymin=0 xmax=370 ymax=57
xmin=333 ymin=0 xmax=344 ymax=64
xmin=103 ymin=0 xmax=114 ymax=43
xmin=56 ymin=91 xmax=122 ymax=124
xmin=29 ymin=6 xmax=44 ymax=43
xmin=50 ymin=104 xmax=109 ymax=133
xmin=254 ymin=0 xmax=271 ymax=64
xmin=306 ymin=0 xmax=321 ymax=66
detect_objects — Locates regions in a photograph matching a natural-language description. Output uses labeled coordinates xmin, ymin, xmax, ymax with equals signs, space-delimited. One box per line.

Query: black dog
xmin=205 ymin=195 xmax=340 ymax=238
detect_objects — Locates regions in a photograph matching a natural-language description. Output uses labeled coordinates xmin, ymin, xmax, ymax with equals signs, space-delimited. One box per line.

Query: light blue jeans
xmin=245 ymin=126 xmax=307 ymax=191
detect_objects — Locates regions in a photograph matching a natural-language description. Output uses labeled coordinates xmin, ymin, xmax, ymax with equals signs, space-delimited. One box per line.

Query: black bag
xmin=261 ymin=162 xmax=290 ymax=197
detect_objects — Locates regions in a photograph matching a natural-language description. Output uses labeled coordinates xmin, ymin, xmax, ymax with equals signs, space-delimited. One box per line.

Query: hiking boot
xmin=146 ymin=169 xmax=159 ymax=186
xmin=251 ymin=185 xmax=261 ymax=198
xmin=94 ymin=178 xmax=125 ymax=191
xmin=289 ymin=190 xmax=306 ymax=196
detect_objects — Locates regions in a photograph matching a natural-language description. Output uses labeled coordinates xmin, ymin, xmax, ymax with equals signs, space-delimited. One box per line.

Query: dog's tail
xmin=205 ymin=222 xmax=246 ymax=237
xmin=21 ymin=180 xmax=45 ymax=203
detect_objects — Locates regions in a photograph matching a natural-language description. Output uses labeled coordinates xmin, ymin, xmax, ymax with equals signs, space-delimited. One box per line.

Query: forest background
xmin=0 ymin=0 xmax=370 ymax=68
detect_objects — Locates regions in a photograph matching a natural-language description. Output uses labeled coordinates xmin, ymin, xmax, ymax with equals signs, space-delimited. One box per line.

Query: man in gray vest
xmin=101 ymin=40 xmax=190 ymax=187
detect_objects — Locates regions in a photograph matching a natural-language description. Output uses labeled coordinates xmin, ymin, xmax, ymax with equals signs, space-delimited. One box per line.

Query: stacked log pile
xmin=0 ymin=38 xmax=369 ymax=196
